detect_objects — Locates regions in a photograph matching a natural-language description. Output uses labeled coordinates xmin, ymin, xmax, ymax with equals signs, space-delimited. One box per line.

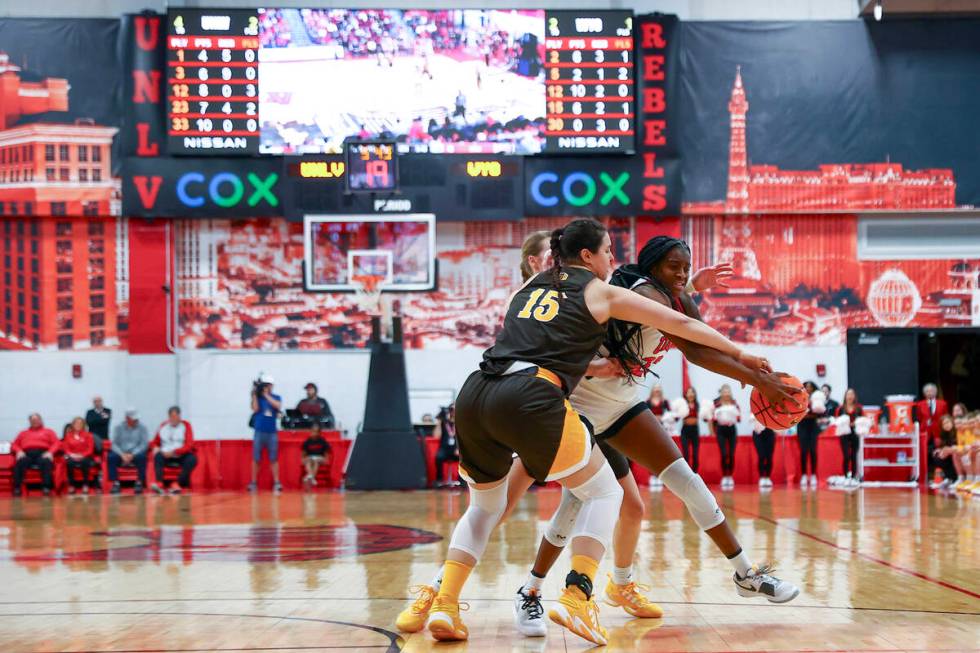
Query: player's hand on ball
xmin=691 ymin=262 xmax=735 ymax=292
xmin=758 ymin=372 xmax=804 ymax=414
xmin=738 ymin=351 xmax=772 ymax=374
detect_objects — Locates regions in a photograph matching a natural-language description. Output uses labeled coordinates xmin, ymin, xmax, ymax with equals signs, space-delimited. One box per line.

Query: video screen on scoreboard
xmin=303 ymin=215 xmax=436 ymax=291
xmin=258 ymin=8 xmax=546 ymax=155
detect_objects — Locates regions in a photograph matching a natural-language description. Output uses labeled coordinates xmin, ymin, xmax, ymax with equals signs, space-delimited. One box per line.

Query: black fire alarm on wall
xmin=72 ymin=364 xmax=82 ymax=379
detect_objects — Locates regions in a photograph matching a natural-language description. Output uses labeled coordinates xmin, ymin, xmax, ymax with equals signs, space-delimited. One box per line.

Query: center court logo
xmin=11 ymin=524 xmax=441 ymax=563
xmin=529 ymin=171 xmax=631 ymax=208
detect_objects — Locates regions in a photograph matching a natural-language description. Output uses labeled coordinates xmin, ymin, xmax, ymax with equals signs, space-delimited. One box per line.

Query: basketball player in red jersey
xmin=409 ymin=219 xmax=774 ymax=645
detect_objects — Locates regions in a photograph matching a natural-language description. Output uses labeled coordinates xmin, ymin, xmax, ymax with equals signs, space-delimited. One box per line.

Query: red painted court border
xmin=725 ymin=502 xmax=980 ymax=601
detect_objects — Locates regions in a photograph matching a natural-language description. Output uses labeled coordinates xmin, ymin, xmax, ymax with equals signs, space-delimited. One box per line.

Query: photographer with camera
xmin=249 ymin=373 xmax=283 ymax=493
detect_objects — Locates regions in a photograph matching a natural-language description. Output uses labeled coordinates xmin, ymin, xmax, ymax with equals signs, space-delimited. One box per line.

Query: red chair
xmin=302 ymin=455 xmax=335 ymax=489
xmin=154 ymin=463 xmax=184 ymax=488
xmin=22 ymin=468 xmax=49 ymax=495
xmin=65 ymin=456 xmax=103 ymax=493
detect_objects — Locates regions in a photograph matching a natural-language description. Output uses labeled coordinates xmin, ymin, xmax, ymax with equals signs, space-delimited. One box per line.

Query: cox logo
xmin=530 ymin=171 xmax=630 ymax=208
xmin=176 ymin=172 xmax=279 ymax=208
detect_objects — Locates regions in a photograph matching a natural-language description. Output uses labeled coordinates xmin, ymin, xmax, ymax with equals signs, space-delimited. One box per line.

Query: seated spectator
xmin=433 ymin=404 xmax=459 ymax=487
xmin=108 ymin=408 xmax=149 ymax=494
xmin=11 ymin=413 xmax=59 ymax=497
xmin=296 ymin=383 xmax=335 ymax=428
xmin=931 ymin=414 xmax=959 ymax=489
xmin=85 ymin=395 xmax=112 ymax=455
xmin=950 ymin=412 xmax=979 ymax=492
xmin=301 ymin=422 xmax=332 ymax=489
xmin=63 ymin=417 xmax=97 ymax=495
xmin=149 ymin=406 xmax=198 ymax=495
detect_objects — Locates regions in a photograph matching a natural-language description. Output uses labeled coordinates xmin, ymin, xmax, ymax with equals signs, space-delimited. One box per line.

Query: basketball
xmin=750 ymin=375 xmax=809 ymax=430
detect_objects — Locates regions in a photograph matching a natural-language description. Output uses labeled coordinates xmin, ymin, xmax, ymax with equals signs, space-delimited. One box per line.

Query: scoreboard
xmin=167 ymin=8 xmax=261 ymax=155
xmin=543 ymin=11 xmax=635 ymax=154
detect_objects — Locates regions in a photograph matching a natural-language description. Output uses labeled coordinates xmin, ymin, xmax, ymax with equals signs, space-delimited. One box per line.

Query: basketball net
xmin=352 ymin=274 xmax=386 ymax=316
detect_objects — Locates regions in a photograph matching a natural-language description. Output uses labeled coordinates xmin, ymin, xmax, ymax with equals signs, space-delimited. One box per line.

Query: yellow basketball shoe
xmin=395 ymin=585 xmax=436 ymax=633
xmin=426 ymin=595 xmax=469 ymax=641
xmin=603 ymin=575 xmax=665 ymax=618
xmin=548 ymin=585 xmax=608 ymax=646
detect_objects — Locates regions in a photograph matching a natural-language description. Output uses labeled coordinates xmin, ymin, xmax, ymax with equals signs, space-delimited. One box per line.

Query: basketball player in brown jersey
xmin=414 ymin=218 xmax=772 ymax=645
xmin=398 ymin=232 xmax=800 ymax=640
xmin=497 ymin=235 xmax=801 ymax=636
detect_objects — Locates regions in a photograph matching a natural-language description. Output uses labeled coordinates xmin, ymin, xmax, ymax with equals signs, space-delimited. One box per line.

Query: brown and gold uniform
xmin=455 ymin=267 xmax=606 ymax=484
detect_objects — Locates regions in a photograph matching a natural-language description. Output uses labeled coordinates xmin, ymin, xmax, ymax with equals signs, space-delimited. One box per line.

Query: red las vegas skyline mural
xmin=682 ymin=68 xmax=957 ymax=214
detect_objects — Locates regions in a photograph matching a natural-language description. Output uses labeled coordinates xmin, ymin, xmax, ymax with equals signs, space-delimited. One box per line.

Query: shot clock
xmin=347 ymin=142 xmax=398 ymax=192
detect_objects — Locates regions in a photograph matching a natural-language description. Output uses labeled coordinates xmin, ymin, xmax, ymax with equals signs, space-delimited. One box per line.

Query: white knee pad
xmin=568 ymin=462 xmax=623 ymax=550
xmin=544 ymin=487 xmax=583 ymax=547
xmin=659 ymin=458 xmax=725 ymax=530
xmin=448 ymin=480 xmax=508 ymax=561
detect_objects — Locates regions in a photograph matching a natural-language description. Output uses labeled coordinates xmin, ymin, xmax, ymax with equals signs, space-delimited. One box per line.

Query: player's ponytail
xmin=548 ymin=218 xmax=607 ymax=291
xmin=549 ymin=227 xmax=565 ymax=291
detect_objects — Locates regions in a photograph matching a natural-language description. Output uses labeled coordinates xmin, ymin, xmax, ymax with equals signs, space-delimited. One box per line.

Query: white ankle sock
xmin=523 ymin=571 xmax=545 ymax=593
xmin=612 ymin=565 xmax=632 ymax=585
xmin=431 ymin=568 xmax=443 ymax=590
xmin=728 ymin=550 xmax=752 ymax=578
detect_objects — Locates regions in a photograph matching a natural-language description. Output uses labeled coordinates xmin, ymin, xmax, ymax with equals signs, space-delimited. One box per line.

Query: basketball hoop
xmin=352 ymin=274 xmax=386 ymax=315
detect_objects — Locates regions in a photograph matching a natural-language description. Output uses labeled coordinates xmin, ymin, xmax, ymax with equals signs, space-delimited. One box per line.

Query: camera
xmin=252 ymin=372 xmax=273 ymax=396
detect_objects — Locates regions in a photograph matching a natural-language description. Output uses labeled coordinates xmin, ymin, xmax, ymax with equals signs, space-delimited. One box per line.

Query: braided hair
xmin=549 ymin=218 xmax=607 ymax=294
xmin=605 ymin=236 xmax=691 ymax=383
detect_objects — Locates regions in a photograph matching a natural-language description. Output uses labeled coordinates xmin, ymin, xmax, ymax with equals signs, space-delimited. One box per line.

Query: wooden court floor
xmin=0 ymin=487 xmax=977 ymax=653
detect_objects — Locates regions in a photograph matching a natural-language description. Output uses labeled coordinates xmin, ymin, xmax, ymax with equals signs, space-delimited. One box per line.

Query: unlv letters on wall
xmin=120 ymin=13 xmax=165 ymax=158
xmin=637 ymin=14 xmax=681 ymax=215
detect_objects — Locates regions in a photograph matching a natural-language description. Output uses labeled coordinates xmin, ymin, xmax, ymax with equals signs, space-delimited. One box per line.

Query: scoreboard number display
xmin=543 ymin=11 xmax=635 ymax=154
xmin=167 ymin=8 xmax=260 ymax=155
xmin=346 ymin=142 xmax=398 ymax=192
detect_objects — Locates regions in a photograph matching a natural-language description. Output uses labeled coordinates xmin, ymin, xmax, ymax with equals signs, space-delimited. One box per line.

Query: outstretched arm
xmin=666 ymin=290 xmax=800 ymax=412
xmin=601 ymin=283 xmax=765 ymax=371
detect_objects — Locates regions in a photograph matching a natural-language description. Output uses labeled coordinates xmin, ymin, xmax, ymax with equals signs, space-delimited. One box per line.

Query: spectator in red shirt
xmin=11 ymin=413 xmax=59 ymax=496
xmin=149 ymin=406 xmax=198 ymax=495
xmin=915 ymin=383 xmax=948 ymax=445
xmin=63 ymin=416 xmax=96 ymax=495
